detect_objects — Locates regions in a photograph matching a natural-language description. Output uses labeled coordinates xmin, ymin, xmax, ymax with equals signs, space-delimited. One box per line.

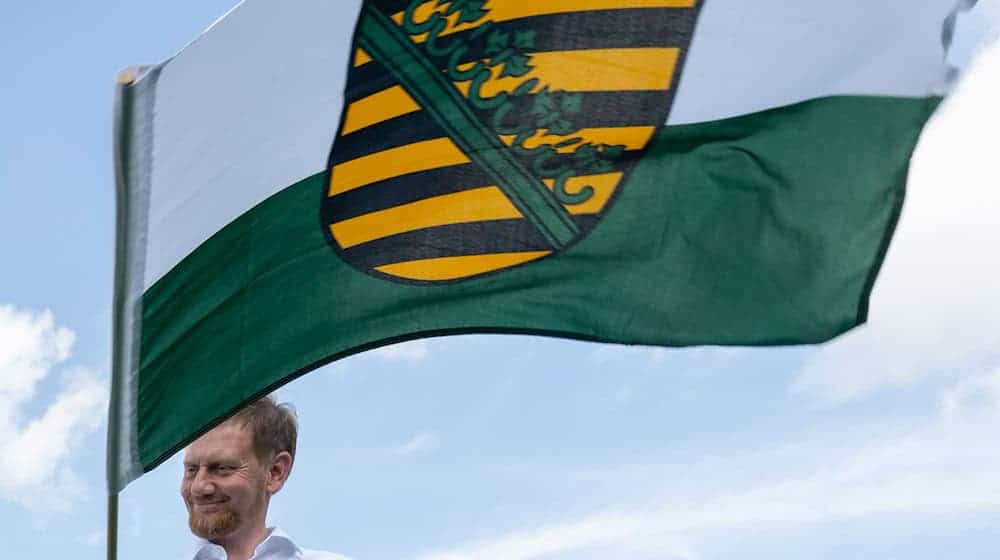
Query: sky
xmin=1 ymin=1 xmax=999 ymax=559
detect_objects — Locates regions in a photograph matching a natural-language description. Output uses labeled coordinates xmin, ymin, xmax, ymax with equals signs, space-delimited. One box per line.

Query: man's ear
xmin=265 ymin=451 xmax=293 ymax=495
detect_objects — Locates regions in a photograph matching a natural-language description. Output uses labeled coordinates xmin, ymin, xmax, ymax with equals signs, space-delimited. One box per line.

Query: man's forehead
xmin=184 ymin=421 xmax=253 ymax=460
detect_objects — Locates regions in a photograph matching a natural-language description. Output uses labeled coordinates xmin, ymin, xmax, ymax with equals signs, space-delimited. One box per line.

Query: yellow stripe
xmin=330 ymin=186 xmax=523 ymax=248
xmin=353 ymin=0 xmax=696 ymax=66
xmin=501 ymin=126 xmax=655 ymax=153
xmin=457 ymin=48 xmax=679 ymax=96
xmin=376 ymin=252 xmax=552 ymax=281
xmin=348 ymin=45 xmax=674 ymax=133
xmin=451 ymin=0 xmax=696 ymax=33
xmin=329 ymin=138 xmax=469 ymax=196
xmin=331 ymin=169 xmax=625 ymax=249
xmin=355 ymin=48 xmax=372 ymax=67
xmin=341 ymin=86 xmax=420 ymax=135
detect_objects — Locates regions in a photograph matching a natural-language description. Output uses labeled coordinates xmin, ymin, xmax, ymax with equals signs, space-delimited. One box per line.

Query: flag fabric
xmin=110 ymin=0 xmax=961 ymax=492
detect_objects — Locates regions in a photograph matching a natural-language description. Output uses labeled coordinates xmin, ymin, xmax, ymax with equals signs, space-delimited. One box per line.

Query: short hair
xmin=227 ymin=395 xmax=298 ymax=463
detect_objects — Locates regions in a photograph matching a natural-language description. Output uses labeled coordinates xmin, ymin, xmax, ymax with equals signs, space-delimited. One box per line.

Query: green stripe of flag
xmin=136 ymin=94 xmax=939 ymax=470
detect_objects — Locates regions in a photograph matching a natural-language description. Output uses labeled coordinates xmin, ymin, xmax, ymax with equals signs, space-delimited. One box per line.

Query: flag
xmin=109 ymin=0 xmax=961 ymax=492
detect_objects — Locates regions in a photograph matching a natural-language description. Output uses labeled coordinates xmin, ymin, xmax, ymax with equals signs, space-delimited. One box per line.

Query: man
xmin=181 ymin=396 xmax=348 ymax=560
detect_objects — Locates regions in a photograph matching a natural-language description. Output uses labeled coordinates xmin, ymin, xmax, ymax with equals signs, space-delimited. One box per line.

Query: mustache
xmin=189 ymin=497 xmax=230 ymax=504
xmin=185 ymin=495 xmax=232 ymax=512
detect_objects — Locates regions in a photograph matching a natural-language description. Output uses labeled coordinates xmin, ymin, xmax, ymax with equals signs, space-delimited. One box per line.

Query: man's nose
xmin=190 ymin=468 xmax=216 ymax=495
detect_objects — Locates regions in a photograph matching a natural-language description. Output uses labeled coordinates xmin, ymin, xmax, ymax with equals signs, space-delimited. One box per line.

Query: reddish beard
xmin=188 ymin=503 xmax=240 ymax=539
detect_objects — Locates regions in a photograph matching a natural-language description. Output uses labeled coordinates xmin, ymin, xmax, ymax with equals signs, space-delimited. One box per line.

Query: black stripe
xmin=341 ymin=216 xmax=601 ymax=269
xmin=491 ymin=90 xmax=671 ymax=130
xmin=324 ymin=163 xmax=491 ymax=222
xmin=331 ymin=90 xmax=669 ymax=165
xmin=345 ymin=56 xmax=399 ymax=104
xmin=324 ymin=149 xmax=642 ymax=223
xmin=372 ymin=0 xmax=696 ymax=38
xmin=373 ymin=0 xmax=414 ymax=14
xmin=347 ymin=6 xmax=697 ymax=101
xmin=330 ymin=109 xmax=445 ymax=166
xmin=434 ymin=9 xmax=693 ymax=68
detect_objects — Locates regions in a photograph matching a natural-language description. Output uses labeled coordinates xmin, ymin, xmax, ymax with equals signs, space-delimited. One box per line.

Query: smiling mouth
xmin=192 ymin=501 xmax=228 ymax=512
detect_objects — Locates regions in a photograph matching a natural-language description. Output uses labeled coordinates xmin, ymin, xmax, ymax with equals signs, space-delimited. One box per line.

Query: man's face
xmin=180 ymin=422 xmax=270 ymax=541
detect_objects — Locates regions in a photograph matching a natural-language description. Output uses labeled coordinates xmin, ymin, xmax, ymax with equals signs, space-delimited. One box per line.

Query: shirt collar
xmin=256 ymin=527 xmax=302 ymax=558
xmin=192 ymin=527 xmax=302 ymax=559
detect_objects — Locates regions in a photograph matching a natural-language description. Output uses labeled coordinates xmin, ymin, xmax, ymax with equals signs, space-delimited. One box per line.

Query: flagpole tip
xmin=116 ymin=68 xmax=139 ymax=86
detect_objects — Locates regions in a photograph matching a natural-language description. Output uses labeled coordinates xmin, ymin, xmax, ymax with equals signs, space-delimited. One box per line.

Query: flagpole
xmin=107 ymin=494 xmax=119 ymax=560
xmin=108 ymin=67 xmax=137 ymax=560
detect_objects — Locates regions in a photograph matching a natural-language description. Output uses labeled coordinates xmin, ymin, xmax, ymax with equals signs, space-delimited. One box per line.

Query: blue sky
xmin=1 ymin=2 xmax=1000 ymax=559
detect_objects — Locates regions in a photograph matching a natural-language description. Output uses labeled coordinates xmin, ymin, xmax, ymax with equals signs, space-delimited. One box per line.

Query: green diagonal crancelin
xmin=356 ymin=3 xmax=579 ymax=248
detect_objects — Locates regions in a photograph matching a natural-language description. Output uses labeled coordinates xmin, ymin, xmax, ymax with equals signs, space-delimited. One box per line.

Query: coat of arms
xmin=323 ymin=0 xmax=703 ymax=283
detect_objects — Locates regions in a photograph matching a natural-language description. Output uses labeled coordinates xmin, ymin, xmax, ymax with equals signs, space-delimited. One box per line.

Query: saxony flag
xmin=110 ymin=0 xmax=963 ymax=491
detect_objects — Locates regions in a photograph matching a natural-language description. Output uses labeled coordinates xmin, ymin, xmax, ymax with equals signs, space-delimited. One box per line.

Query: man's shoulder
xmin=301 ymin=549 xmax=351 ymax=560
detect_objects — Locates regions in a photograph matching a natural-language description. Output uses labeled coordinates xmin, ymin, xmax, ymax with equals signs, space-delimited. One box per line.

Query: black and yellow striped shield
xmin=323 ymin=0 xmax=703 ymax=284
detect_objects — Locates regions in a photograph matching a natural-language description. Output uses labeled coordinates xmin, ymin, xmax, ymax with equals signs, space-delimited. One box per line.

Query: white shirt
xmin=191 ymin=527 xmax=349 ymax=560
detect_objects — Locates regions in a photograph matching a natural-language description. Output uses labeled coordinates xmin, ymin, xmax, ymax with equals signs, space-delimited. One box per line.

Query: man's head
xmin=181 ymin=396 xmax=297 ymax=543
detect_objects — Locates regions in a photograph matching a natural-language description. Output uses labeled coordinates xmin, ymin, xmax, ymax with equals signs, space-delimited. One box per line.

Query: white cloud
xmin=0 ymin=304 xmax=108 ymax=514
xmin=412 ymin=368 xmax=1000 ymax=560
xmin=371 ymin=340 xmax=431 ymax=364
xmin=384 ymin=430 xmax=438 ymax=457
xmin=0 ymin=306 xmax=74 ymax=414
xmin=792 ymin=39 xmax=1000 ymax=405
